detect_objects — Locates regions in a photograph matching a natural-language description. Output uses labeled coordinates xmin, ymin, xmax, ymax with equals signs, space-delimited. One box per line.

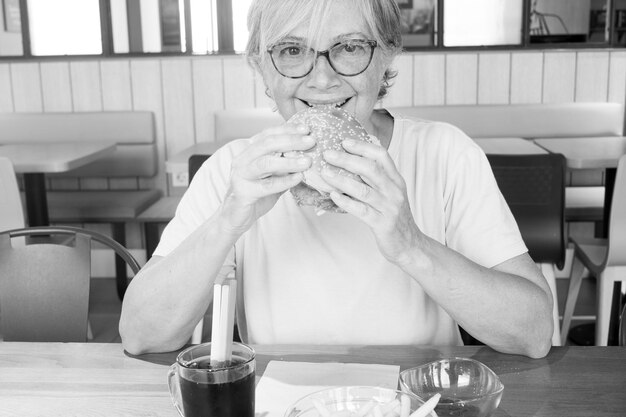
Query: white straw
xmin=409 ymin=393 xmax=440 ymax=417
xmin=210 ymin=273 xmax=237 ymax=365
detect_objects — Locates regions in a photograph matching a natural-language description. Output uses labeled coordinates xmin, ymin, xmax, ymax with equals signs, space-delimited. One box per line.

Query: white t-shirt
xmin=154 ymin=115 xmax=527 ymax=345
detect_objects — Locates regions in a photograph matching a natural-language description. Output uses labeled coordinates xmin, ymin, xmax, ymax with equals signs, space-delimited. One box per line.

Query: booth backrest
xmin=214 ymin=103 xmax=624 ymax=142
xmin=0 ymin=111 xmax=157 ymax=177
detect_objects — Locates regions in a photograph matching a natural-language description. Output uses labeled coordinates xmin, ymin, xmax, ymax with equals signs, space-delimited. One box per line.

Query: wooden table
xmin=0 ymin=342 xmax=625 ymax=416
xmin=0 ymin=142 xmax=116 ymax=226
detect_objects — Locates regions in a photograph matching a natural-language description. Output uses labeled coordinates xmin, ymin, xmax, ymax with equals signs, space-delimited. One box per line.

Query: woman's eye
xmin=280 ymin=46 xmax=304 ymax=56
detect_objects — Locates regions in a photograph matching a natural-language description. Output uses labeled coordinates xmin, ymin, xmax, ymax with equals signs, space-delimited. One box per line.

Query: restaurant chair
xmin=0 ymin=226 xmax=141 ymax=342
xmin=561 ymin=155 xmax=626 ymax=346
xmin=619 ymin=304 xmax=626 ymax=346
xmin=187 ymin=154 xmax=244 ymax=345
xmin=0 ymin=157 xmax=25 ymax=232
xmin=487 ymin=154 xmax=566 ymax=346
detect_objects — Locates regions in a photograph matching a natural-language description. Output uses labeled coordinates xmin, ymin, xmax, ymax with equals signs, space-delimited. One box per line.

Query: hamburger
xmin=285 ymin=105 xmax=376 ymax=213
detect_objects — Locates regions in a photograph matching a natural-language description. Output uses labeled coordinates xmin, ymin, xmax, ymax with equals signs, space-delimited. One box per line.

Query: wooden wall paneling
xmin=130 ymin=59 xmax=166 ymax=193
xmin=192 ymin=57 xmax=224 ymax=144
xmin=575 ymin=51 xmax=610 ymax=102
xmin=10 ymin=62 xmax=43 ymax=112
xmin=0 ymin=63 xmax=14 ymax=112
xmin=542 ymin=51 xmax=576 ymax=103
xmin=510 ymin=52 xmax=543 ymax=104
xmin=477 ymin=53 xmax=510 ymax=105
xmin=382 ymin=54 xmax=413 ymax=108
xmin=445 ymin=53 xmax=478 ymax=105
xmin=161 ymin=59 xmax=195 ymax=158
xmin=40 ymin=62 xmax=73 ymax=112
xmin=101 ymin=60 xmax=138 ymax=192
xmin=608 ymin=51 xmax=626 ymax=106
xmin=222 ymin=56 xmax=255 ymax=110
xmin=45 ymin=65 xmax=79 ymax=192
xmin=412 ymin=53 xmax=445 ymax=106
xmin=69 ymin=61 xmax=105 ymax=190
xmin=100 ymin=60 xmax=133 ymax=111
xmin=70 ymin=61 xmax=104 ymax=112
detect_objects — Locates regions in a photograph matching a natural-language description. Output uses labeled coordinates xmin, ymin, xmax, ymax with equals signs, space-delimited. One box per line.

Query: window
xmin=28 ymin=0 xmax=102 ymax=56
xmin=1 ymin=0 xmax=624 ymax=58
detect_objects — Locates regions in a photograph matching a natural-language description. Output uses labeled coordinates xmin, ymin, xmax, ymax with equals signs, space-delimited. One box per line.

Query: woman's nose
xmin=306 ymin=55 xmax=341 ymax=89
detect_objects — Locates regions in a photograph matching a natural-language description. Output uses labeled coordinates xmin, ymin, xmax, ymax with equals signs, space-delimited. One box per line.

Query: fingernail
xmin=322 ymin=166 xmax=336 ymax=177
xmin=297 ymin=124 xmax=309 ymax=133
xmin=342 ymin=139 xmax=355 ymax=147
xmin=302 ymin=135 xmax=314 ymax=143
xmin=297 ymin=157 xmax=310 ymax=166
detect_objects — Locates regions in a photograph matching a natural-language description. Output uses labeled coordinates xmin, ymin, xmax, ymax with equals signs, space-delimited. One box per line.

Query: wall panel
xmin=70 ymin=61 xmax=103 ymax=111
xmin=608 ymin=51 xmax=626 ymax=106
xmin=101 ymin=60 xmax=133 ymax=110
xmin=161 ymin=59 xmax=195 ymax=158
xmin=192 ymin=57 xmax=224 ymax=144
xmin=0 ymin=63 xmax=14 ymax=112
xmin=222 ymin=56 xmax=255 ymax=109
xmin=510 ymin=52 xmax=543 ymax=104
xmin=11 ymin=63 xmax=42 ymax=112
xmin=575 ymin=51 xmax=610 ymax=102
xmin=130 ymin=59 xmax=165 ymax=192
xmin=542 ymin=52 xmax=576 ymax=103
xmin=412 ymin=54 xmax=445 ymax=105
xmin=40 ymin=62 xmax=72 ymax=112
xmin=478 ymin=53 xmax=511 ymax=104
xmin=383 ymin=54 xmax=413 ymax=107
xmin=445 ymin=53 xmax=478 ymax=105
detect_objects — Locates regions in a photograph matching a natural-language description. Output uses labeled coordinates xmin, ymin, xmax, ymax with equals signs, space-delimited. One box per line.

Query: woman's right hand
xmin=217 ymin=124 xmax=314 ymax=238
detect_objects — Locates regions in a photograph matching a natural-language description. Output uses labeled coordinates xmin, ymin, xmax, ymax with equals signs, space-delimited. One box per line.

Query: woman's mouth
xmin=299 ymin=98 xmax=350 ymax=108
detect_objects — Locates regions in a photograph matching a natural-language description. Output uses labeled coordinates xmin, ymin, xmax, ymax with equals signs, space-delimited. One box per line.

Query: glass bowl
xmin=284 ymin=386 xmax=436 ymax=417
xmin=399 ymin=357 xmax=504 ymax=417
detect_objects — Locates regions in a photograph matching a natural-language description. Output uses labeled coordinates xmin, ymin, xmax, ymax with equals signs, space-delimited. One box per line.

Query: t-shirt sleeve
xmin=442 ymin=132 xmax=528 ymax=268
xmin=151 ymin=142 xmax=240 ymax=269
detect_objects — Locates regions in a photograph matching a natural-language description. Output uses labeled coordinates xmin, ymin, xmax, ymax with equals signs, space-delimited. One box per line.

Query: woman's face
xmin=260 ymin=1 xmax=387 ymax=133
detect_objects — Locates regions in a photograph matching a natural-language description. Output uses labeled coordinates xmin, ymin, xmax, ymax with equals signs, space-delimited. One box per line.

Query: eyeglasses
xmin=267 ymin=39 xmax=377 ymax=79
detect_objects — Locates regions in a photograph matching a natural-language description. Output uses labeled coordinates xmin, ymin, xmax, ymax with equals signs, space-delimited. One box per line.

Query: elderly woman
xmin=120 ymin=0 xmax=553 ymax=358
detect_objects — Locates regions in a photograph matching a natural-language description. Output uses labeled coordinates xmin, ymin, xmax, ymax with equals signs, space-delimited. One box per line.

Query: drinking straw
xmin=210 ymin=273 xmax=237 ymax=365
xmin=409 ymin=393 xmax=440 ymax=417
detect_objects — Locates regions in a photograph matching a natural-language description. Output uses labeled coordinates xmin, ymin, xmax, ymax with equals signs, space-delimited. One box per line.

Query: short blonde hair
xmin=246 ymin=0 xmax=402 ymax=99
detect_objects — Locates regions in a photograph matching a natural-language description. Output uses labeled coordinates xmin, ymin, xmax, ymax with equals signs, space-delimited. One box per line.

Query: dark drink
xmin=179 ymin=356 xmax=255 ymax=417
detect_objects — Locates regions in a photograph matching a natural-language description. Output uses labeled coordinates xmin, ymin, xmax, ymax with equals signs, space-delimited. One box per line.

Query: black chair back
xmin=188 ymin=154 xmax=211 ymax=183
xmin=487 ymin=153 xmax=566 ymax=269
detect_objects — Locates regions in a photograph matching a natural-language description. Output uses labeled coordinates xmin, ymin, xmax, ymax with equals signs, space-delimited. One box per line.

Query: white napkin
xmin=255 ymin=361 xmax=400 ymax=417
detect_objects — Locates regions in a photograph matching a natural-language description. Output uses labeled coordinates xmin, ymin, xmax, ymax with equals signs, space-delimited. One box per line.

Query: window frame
xmin=1 ymin=0 xmax=623 ymax=61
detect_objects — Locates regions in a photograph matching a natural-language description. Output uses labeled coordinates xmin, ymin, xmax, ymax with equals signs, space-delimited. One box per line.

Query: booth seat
xmin=0 ymin=111 xmax=161 ymax=299
xmin=214 ymin=103 xmax=625 ymax=222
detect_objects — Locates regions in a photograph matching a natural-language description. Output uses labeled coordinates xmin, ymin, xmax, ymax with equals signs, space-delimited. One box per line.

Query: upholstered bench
xmin=0 ymin=111 xmax=162 ymax=299
xmin=214 ymin=103 xmax=624 ymax=225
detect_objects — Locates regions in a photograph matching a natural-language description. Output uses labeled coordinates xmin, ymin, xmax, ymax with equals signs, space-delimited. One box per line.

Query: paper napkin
xmin=255 ymin=361 xmax=400 ymax=417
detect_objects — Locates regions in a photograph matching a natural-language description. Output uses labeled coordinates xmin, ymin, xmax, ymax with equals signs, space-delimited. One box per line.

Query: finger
xmin=321 ymin=166 xmax=384 ymax=207
xmin=323 ymin=148 xmax=388 ymax=190
xmin=242 ymin=153 xmax=312 ymax=179
xmin=243 ymin=125 xmax=314 ymax=161
xmin=341 ymin=139 xmax=405 ymax=187
xmin=329 ymin=190 xmax=380 ymax=224
xmin=251 ymin=172 xmax=304 ymax=196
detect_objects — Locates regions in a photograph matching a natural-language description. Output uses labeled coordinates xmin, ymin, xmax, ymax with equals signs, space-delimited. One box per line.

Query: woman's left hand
xmin=321 ymin=139 xmax=422 ymax=266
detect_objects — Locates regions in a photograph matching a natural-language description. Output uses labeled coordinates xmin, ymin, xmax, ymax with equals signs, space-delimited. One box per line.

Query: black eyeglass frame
xmin=267 ymin=39 xmax=378 ymax=79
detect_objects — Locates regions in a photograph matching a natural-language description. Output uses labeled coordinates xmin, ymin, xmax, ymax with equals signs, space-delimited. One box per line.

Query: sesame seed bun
xmin=286 ymin=106 xmax=374 ymax=213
